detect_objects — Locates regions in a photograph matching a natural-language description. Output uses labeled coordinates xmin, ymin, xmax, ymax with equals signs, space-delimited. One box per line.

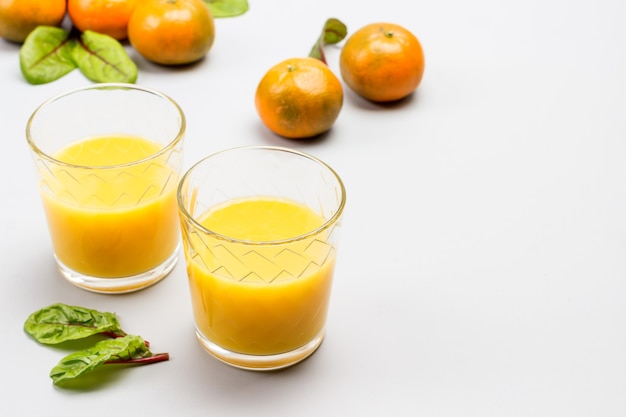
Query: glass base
xmin=196 ymin=328 xmax=325 ymax=371
xmin=55 ymin=245 xmax=179 ymax=294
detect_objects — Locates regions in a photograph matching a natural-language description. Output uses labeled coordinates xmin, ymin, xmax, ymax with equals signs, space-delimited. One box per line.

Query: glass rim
xmin=177 ymin=145 xmax=346 ymax=246
xmin=25 ymin=82 xmax=186 ymax=170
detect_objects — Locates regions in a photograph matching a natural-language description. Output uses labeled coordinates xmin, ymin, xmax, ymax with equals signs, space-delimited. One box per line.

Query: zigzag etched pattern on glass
xmin=185 ymin=220 xmax=339 ymax=284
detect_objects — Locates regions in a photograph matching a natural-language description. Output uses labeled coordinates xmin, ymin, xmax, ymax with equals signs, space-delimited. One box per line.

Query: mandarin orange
xmin=128 ymin=0 xmax=215 ymax=66
xmin=255 ymin=57 xmax=343 ymax=139
xmin=340 ymin=22 xmax=425 ymax=102
xmin=68 ymin=0 xmax=139 ymax=40
xmin=0 ymin=0 xmax=67 ymax=43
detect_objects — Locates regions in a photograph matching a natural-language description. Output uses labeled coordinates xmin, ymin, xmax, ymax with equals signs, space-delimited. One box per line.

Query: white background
xmin=2 ymin=0 xmax=626 ymax=415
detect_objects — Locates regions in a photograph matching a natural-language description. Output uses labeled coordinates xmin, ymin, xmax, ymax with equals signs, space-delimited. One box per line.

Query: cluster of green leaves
xmin=20 ymin=27 xmax=138 ymax=85
xmin=24 ymin=303 xmax=169 ymax=386
xmin=19 ymin=0 xmax=249 ymax=85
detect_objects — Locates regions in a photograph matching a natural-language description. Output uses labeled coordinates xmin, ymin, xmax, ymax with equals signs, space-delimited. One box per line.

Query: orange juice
xmin=186 ymin=197 xmax=336 ymax=356
xmin=40 ymin=135 xmax=180 ymax=278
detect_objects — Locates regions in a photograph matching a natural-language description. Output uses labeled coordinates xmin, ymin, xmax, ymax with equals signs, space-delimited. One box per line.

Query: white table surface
xmin=2 ymin=0 xmax=626 ymax=415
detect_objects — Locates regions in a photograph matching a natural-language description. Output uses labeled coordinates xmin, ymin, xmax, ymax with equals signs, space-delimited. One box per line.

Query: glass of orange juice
xmin=26 ymin=83 xmax=185 ymax=294
xmin=177 ymin=146 xmax=346 ymax=370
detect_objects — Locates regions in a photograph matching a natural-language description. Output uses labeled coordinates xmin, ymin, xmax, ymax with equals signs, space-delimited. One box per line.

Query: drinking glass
xmin=177 ymin=146 xmax=346 ymax=370
xmin=26 ymin=83 xmax=185 ymax=293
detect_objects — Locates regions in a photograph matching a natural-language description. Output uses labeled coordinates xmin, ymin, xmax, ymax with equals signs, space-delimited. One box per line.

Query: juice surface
xmin=41 ymin=135 xmax=180 ymax=278
xmin=186 ymin=197 xmax=336 ymax=356
xmin=53 ymin=135 xmax=163 ymax=166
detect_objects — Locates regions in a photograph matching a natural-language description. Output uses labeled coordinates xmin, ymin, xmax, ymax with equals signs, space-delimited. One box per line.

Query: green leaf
xmin=309 ymin=18 xmax=348 ymax=64
xmin=72 ymin=30 xmax=137 ymax=83
xmin=321 ymin=18 xmax=348 ymax=45
xmin=24 ymin=303 xmax=126 ymax=344
xmin=50 ymin=335 xmax=151 ymax=385
xmin=205 ymin=0 xmax=249 ymax=17
xmin=19 ymin=26 xmax=77 ymax=85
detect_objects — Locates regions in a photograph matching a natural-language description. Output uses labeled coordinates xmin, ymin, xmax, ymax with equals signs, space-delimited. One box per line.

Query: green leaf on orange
xmin=19 ymin=26 xmax=76 ymax=85
xmin=309 ymin=18 xmax=348 ymax=64
xmin=205 ymin=0 xmax=249 ymax=17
